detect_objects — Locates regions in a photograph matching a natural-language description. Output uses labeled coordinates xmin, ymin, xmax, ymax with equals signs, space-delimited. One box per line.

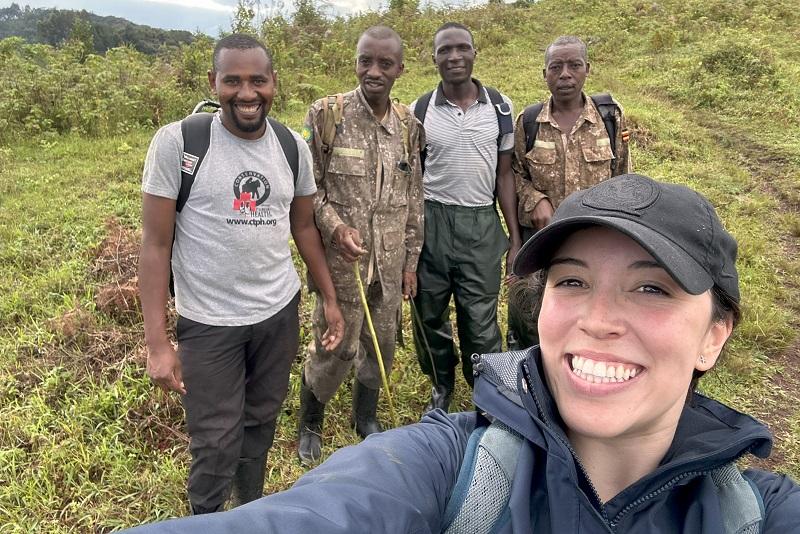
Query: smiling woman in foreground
xmin=125 ymin=174 xmax=799 ymax=533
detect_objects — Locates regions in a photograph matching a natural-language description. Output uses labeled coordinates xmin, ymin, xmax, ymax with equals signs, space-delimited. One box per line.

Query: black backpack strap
xmin=267 ymin=117 xmax=299 ymax=188
xmin=589 ymin=93 xmax=619 ymax=161
xmin=522 ymin=103 xmax=544 ymax=153
xmin=173 ymin=108 xmax=216 ymax=296
xmin=484 ymin=86 xmax=513 ymax=147
xmin=178 ymin=111 xmax=298 ymax=213
xmin=178 ymin=112 xmax=215 ymax=212
xmin=414 ymin=90 xmax=434 ymax=174
xmin=414 ymin=90 xmax=434 ymax=125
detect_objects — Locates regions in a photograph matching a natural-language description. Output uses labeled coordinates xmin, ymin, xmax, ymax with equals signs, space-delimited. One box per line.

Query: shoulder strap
xmin=589 ymin=93 xmax=619 ymax=161
xmin=413 ymin=90 xmax=434 ymax=174
xmin=414 ymin=90 xmax=434 ymax=125
xmin=178 ymin=112 xmax=215 ymax=212
xmin=484 ymin=86 xmax=513 ymax=147
xmin=442 ymin=421 xmax=524 ymax=534
xmin=712 ymin=463 xmax=764 ymax=534
xmin=321 ymin=94 xmax=344 ymax=153
xmin=522 ymin=102 xmax=544 ymax=153
xmin=320 ymin=93 xmax=344 ymax=173
xmin=174 ymin=107 xmax=217 ymax=296
xmin=267 ymin=117 xmax=299 ymax=187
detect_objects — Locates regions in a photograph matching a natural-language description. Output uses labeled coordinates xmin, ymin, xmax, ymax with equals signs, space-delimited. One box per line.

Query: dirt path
xmin=703 ymin=118 xmax=800 ymax=474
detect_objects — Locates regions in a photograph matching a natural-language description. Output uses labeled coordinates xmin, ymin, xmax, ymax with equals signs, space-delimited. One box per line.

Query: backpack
xmin=413 ymin=86 xmax=513 ymax=172
xmin=169 ymin=100 xmax=300 ymax=295
xmin=317 ymin=93 xmax=412 ymax=173
xmin=521 ymin=93 xmax=621 ymax=159
xmin=303 ymin=93 xmax=412 ymax=297
xmin=177 ymin=100 xmax=299 ymax=212
xmin=442 ymin=351 xmax=765 ymax=534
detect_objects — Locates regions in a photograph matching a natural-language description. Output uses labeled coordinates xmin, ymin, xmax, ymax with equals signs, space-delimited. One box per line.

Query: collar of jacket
xmin=353 ymin=86 xmax=400 ymax=136
xmin=538 ymin=92 xmax=599 ymax=126
xmin=473 ymin=346 xmax=773 ymax=515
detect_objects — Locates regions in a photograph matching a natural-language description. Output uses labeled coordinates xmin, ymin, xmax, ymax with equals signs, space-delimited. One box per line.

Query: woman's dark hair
xmin=689 ymin=284 xmax=741 ymax=395
xmin=507 ymin=271 xmax=546 ymax=349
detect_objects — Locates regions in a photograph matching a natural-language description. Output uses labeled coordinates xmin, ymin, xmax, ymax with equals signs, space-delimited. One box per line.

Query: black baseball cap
xmin=512 ymin=174 xmax=740 ymax=302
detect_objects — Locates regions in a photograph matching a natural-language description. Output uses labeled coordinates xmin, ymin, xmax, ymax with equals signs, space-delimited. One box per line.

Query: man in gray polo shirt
xmin=139 ymin=34 xmax=344 ymax=514
xmin=411 ymin=22 xmax=521 ymax=412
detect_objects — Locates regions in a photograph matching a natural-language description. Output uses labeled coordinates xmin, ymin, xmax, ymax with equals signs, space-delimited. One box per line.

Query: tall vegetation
xmin=0 ymin=36 xmax=213 ymax=140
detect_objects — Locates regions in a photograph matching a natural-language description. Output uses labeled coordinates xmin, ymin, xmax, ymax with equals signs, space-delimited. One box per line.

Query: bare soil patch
xmin=92 ymin=218 xmax=142 ymax=324
xmin=700 ymin=119 xmax=800 ymax=473
xmin=11 ymin=216 xmax=186 ymax=457
xmin=746 ymin=338 xmax=800 ymax=473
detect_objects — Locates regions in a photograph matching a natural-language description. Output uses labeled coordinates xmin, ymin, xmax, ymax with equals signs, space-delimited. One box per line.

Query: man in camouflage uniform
xmin=508 ymin=35 xmax=630 ymax=349
xmin=296 ymin=25 xmax=424 ymax=465
xmin=514 ymin=35 xmax=630 ymax=241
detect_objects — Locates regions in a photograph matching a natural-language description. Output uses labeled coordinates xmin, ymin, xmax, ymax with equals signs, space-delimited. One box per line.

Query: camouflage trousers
xmin=304 ymin=281 xmax=401 ymax=404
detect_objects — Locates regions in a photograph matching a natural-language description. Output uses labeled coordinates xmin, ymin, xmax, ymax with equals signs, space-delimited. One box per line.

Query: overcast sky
xmin=0 ymin=0 xmax=481 ymax=35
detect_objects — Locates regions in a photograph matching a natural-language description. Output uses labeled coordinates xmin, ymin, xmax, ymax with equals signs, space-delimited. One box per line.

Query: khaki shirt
xmin=513 ymin=94 xmax=630 ymax=228
xmin=304 ymin=88 xmax=424 ymax=302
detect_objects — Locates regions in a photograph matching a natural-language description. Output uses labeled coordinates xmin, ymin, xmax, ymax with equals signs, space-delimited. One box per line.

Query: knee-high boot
xmin=229 ymin=451 xmax=267 ymax=507
xmin=352 ymin=380 xmax=383 ymax=438
xmin=297 ymin=373 xmax=325 ymax=465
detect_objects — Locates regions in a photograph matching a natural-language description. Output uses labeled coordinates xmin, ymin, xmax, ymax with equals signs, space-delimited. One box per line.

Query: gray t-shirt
xmin=142 ymin=113 xmax=316 ymax=326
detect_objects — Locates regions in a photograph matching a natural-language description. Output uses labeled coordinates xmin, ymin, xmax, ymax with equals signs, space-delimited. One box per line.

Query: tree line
xmin=0 ymin=3 xmax=195 ymax=55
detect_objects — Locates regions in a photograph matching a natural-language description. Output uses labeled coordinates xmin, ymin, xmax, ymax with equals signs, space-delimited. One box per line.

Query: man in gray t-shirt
xmin=139 ymin=34 xmax=343 ymax=515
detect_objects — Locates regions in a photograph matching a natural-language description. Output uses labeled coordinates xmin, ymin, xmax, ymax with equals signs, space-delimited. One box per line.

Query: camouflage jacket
xmin=303 ymin=87 xmax=424 ymax=302
xmin=513 ymin=94 xmax=630 ymax=228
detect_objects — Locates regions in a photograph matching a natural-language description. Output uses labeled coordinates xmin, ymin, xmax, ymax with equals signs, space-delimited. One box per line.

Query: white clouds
xmin=139 ymin=0 xmax=235 ymax=13
xmin=326 ymin=0 xmax=377 ymax=13
xmin=0 ymin=0 xmax=501 ymax=33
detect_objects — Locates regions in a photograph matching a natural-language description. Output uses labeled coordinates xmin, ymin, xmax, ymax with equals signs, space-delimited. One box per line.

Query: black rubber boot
xmin=229 ymin=452 xmax=267 ymax=508
xmin=189 ymin=502 xmax=224 ymax=515
xmin=424 ymin=383 xmax=453 ymax=413
xmin=297 ymin=375 xmax=325 ymax=466
xmin=352 ymin=380 xmax=383 ymax=439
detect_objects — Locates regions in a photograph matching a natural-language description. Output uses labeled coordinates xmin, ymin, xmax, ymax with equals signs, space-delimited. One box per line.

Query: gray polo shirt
xmin=142 ymin=113 xmax=316 ymax=326
xmin=411 ymin=81 xmax=514 ymax=207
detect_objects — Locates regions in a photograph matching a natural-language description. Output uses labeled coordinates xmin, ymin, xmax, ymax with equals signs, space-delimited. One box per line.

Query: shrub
xmin=700 ymin=39 xmax=776 ymax=87
xmin=0 ymin=37 xmax=201 ymax=142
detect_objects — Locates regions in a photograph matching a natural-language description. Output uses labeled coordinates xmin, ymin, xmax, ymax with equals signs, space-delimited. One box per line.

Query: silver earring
xmin=699 ymin=355 xmax=707 ymax=365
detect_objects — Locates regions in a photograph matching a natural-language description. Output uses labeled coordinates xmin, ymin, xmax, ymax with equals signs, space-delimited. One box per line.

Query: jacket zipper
xmin=507 ymin=356 xmax=764 ymax=533
xmin=607 ymin=443 xmax=757 ymax=528
xmin=520 ymin=361 xmax=613 ymax=530
xmin=608 ymin=469 xmax=710 ymax=529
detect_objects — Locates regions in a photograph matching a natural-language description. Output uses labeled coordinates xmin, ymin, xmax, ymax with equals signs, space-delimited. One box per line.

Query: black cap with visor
xmin=512 ymin=174 xmax=740 ymax=302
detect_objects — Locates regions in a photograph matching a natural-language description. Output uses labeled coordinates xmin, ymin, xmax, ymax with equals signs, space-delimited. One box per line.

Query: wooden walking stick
xmin=353 ymin=262 xmax=399 ymax=428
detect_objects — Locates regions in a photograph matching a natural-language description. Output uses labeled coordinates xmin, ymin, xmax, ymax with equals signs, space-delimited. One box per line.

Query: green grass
xmin=1 ymin=0 xmax=799 ymax=531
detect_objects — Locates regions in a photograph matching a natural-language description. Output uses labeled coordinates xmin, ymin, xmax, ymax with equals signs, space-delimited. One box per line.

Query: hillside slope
xmin=0 ymin=3 xmax=195 ymax=54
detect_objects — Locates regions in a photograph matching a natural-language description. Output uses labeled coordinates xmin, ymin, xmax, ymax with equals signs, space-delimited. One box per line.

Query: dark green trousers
xmin=412 ymin=200 xmax=508 ymax=391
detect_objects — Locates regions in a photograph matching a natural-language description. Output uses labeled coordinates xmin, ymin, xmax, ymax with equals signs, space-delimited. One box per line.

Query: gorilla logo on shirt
xmin=233 ymin=171 xmax=271 ymax=208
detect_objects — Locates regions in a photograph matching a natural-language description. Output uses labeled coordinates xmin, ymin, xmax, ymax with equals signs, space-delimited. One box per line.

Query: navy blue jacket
xmin=125 ymin=348 xmax=800 ymax=533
